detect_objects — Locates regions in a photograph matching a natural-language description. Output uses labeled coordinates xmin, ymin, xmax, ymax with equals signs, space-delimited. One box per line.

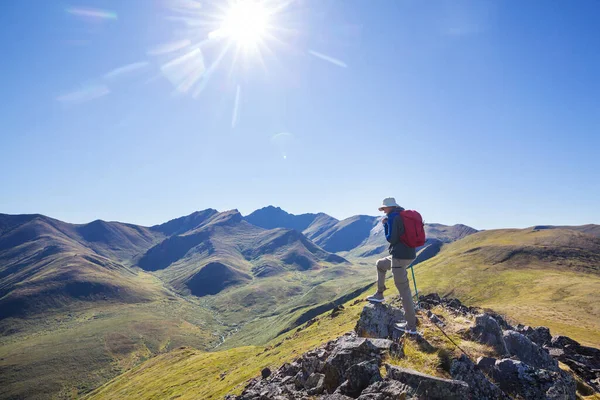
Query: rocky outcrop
xmin=354 ymin=302 xmax=405 ymax=340
xmin=451 ymin=355 xmax=510 ymax=400
xmin=385 ymin=365 xmax=469 ymax=399
xmin=545 ymin=335 xmax=600 ymax=392
xmin=503 ymin=330 xmax=558 ymax=371
xmin=229 ymin=294 xmax=597 ymax=399
xmin=465 ymin=314 xmax=509 ymax=356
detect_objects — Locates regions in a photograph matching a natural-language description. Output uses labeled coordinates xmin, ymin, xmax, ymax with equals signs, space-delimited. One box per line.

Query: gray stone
xmin=492 ymin=358 xmax=576 ymax=400
xmin=293 ymin=371 xmax=306 ymax=389
xmin=280 ymin=375 xmax=293 ymax=385
xmin=339 ymin=360 xmax=382 ymax=397
xmin=323 ymin=336 xmax=384 ymax=391
xmin=450 ymin=354 xmax=510 ymax=400
xmin=466 ymin=313 xmax=509 ymax=356
xmin=358 ymin=380 xmax=415 ymax=400
xmin=550 ymin=335 xmax=580 ymax=349
xmin=476 ymin=356 xmax=497 ymax=371
xmin=516 ymin=325 xmax=552 ymax=347
xmin=279 ymin=361 xmax=301 ymax=377
xmin=365 ymin=338 xmax=404 ymax=358
xmin=355 ymin=302 xmax=405 ymax=339
xmin=301 ymin=354 xmax=324 ymax=375
xmin=305 ymin=372 xmax=325 ymax=395
xmin=322 ymin=394 xmax=354 ymax=400
xmin=503 ymin=330 xmax=558 ymax=371
xmin=385 ymin=364 xmax=469 ymax=400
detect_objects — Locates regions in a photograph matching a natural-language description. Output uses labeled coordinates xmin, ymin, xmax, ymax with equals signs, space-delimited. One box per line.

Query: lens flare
xmin=308 ymin=50 xmax=348 ymax=68
xmin=66 ymin=7 xmax=117 ymax=20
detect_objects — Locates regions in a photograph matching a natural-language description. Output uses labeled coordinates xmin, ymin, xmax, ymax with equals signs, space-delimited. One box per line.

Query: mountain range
xmin=0 ymin=206 xmax=598 ymax=399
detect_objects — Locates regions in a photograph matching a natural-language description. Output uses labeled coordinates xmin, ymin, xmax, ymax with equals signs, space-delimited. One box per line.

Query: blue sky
xmin=1 ymin=0 xmax=598 ymax=230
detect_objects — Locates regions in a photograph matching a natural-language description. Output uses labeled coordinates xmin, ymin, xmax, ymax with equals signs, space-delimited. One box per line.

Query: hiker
xmin=366 ymin=197 xmax=421 ymax=335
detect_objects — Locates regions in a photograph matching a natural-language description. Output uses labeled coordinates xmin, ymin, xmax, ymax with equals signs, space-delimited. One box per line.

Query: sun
xmin=215 ymin=1 xmax=271 ymax=48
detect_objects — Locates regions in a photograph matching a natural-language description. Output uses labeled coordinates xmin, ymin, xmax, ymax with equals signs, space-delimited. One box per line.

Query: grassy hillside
xmin=83 ymin=286 xmax=500 ymax=400
xmin=84 ymin=225 xmax=600 ymax=400
xmin=412 ymin=227 xmax=600 ymax=346
xmin=0 ymin=210 xmax=367 ymax=399
xmin=0 ymin=290 xmax=225 ymax=399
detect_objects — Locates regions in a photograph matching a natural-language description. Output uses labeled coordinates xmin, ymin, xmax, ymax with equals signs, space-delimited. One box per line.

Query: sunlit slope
xmin=0 ymin=214 xmax=167 ymax=319
xmin=413 ymin=227 xmax=600 ymax=346
xmin=85 ymin=292 xmax=372 ymax=400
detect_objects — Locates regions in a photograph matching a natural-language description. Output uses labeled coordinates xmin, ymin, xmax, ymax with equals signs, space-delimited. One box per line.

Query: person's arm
xmin=385 ymin=215 xmax=397 ymax=244
xmin=386 ymin=214 xmax=404 ymax=245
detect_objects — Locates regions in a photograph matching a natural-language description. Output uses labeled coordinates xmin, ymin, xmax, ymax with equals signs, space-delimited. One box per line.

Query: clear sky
xmin=1 ymin=0 xmax=598 ymax=230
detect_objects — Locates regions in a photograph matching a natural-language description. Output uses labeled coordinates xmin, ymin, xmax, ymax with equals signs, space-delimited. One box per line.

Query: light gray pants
xmin=376 ymin=256 xmax=417 ymax=330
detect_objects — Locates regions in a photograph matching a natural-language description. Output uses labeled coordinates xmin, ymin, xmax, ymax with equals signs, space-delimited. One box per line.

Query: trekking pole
xmin=410 ymin=262 xmax=419 ymax=308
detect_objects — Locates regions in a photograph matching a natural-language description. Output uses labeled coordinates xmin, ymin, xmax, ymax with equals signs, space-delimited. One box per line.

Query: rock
xmin=550 ymin=335 xmax=580 ymax=349
xmin=450 ymin=354 xmax=510 ymax=400
xmin=261 ymin=367 xmax=271 ymax=379
xmin=484 ymin=311 xmax=513 ymax=330
xmin=338 ymin=360 xmax=382 ymax=397
xmin=365 ymin=338 xmax=404 ymax=358
xmin=323 ymin=394 xmax=355 ymax=400
xmin=302 ymin=354 xmax=324 ymax=375
xmin=465 ymin=314 xmax=509 ymax=356
xmin=331 ymin=304 xmax=345 ymax=317
xmin=515 ymin=325 xmax=552 ymax=347
xmin=358 ymin=380 xmax=415 ymax=400
xmin=355 ymin=303 xmax=405 ymax=339
xmin=322 ymin=336 xmax=402 ymax=392
xmin=305 ymin=372 xmax=325 ymax=395
xmin=385 ymin=364 xmax=469 ymax=400
xmin=492 ymin=358 xmax=576 ymax=400
xmin=503 ymin=330 xmax=558 ymax=371
xmin=546 ymin=337 xmax=600 ymax=392
xmin=426 ymin=310 xmax=445 ymax=327
xmin=476 ymin=356 xmax=497 ymax=371
xmin=278 ymin=361 xmax=301 ymax=377
xmin=293 ymin=371 xmax=306 ymax=389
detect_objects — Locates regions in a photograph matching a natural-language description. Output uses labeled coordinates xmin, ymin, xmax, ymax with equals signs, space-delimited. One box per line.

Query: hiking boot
xmin=394 ymin=321 xmax=420 ymax=336
xmin=366 ymin=292 xmax=385 ymax=303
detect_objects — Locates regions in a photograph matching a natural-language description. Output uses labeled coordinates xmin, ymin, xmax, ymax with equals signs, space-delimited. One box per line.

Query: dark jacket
xmin=384 ymin=207 xmax=417 ymax=260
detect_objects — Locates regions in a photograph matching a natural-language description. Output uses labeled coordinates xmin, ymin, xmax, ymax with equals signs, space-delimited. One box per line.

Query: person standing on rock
xmin=366 ymin=197 xmax=423 ymax=335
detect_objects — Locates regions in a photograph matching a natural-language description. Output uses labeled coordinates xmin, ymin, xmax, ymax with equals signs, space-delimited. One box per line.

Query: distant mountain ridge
xmin=243 ymin=206 xmax=480 ymax=257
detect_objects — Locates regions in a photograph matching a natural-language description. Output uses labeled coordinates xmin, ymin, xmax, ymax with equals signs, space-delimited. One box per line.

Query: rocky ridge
xmin=228 ymin=293 xmax=599 ymax=399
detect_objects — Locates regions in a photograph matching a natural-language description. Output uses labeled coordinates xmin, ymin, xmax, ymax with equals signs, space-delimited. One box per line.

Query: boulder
xmin=547 ymin=337 xmax=600 ymax=392
xmin=465 ymin=314 xmax=509 ymax=356
xmin=357 ymin=380 xmax=415 ymax=400
xmin=305 ymin=372 xmax=325 ymax=395
xmin=337 ymin=360 xmax=382 ymax=397
xmin=322 ymin=394 xmax=354 ymax=400
xmin=492 ymin=358 xmax=576 ymax=400
xmin=550 ymin=335 xmax=580 ymax=349
xmin=476 ymin=356 xmax=497 ymax=371
xmin=503 ymin=330 xmax=558 ymax=371
xmin=355 ymin=302 xmax=405 ymax=339
xmin=515 ymin=325 xmax=552 ymax=347
xmin=322 ymin=336 xmax=384 ymax=391
xmin=450 ymin=354 xmax=510 ymax=400
xmin=385 ymin=364 xmax=469 ymax=400
xmin=261 ymin=367 xmax=271 ymax=379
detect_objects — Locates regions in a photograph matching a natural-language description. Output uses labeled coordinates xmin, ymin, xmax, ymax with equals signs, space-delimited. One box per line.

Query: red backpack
xmin=399 ymin=210 xmax=426 ymax=248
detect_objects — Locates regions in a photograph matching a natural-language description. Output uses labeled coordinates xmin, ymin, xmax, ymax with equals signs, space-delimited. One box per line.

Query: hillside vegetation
xmin=412 ymin=227 xmax=600 ymax=346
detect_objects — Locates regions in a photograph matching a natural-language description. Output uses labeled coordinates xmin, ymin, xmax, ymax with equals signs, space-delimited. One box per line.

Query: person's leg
xmin=367 ymin=256 xmax=392 ymax=302
xmin=392 ymin=258 xmax=417 ymax=330
xmin=376 ymin=256 xmax=392 ymax=293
